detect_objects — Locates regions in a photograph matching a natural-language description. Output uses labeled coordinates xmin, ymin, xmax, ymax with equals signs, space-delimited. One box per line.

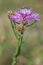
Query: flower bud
xmin=8 ymin=10 xmax=14 ymax=19
xmin=17 ymin=24 xmax=24 ymax=34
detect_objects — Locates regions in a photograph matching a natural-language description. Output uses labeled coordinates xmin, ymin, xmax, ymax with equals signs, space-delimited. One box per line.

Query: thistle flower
xmin=8 ymin=7 xmax=40 ymax=25
xmin=8 ymin=8 xmax=40 ymax=65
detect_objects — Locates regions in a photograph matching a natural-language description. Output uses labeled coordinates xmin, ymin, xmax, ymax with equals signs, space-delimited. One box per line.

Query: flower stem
xmin=10 ymin=20 xmax=22 ymax=39
xmin=12 ymin=35 xmax=23 ymax=65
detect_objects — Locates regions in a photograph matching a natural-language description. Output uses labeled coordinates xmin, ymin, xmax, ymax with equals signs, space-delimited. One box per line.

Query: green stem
xmin=10 ymin=20 xmax=23 ymax=65
xmin=12 ymin=35 xmax=23 ymax=65
xmin=10 ymin=21 xmax=21 ymax=39
xmin=15 ymin=35 xmax=23 ymax=57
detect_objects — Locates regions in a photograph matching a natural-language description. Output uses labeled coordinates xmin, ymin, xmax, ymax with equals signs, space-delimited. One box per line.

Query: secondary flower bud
xmin=17 ymin=24 xmax=24 ymax=32
xmin=8 ymin=10 xmax=14 ymax=19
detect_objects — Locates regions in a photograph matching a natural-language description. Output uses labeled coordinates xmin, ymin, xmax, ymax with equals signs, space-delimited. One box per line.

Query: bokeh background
xmin=0 ymin=0 xmax=43 ymax=65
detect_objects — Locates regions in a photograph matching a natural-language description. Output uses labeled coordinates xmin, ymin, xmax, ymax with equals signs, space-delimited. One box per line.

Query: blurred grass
xmin=0 ymin=0 xmax=43 ymax=65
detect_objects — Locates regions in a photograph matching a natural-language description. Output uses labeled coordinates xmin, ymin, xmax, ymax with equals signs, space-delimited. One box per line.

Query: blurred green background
xmin=0 ymin=0 xmax=43 ymax=65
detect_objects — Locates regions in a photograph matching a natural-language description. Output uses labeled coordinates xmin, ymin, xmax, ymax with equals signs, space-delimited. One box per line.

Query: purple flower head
xmin=11 ymin=13 xmax=22 ymax=23
xmin=19 ymin=7 xmax=32 ymax=15
xmin=10 ymin=7 xmax=40 ymax=25
xmin=31 ymin=13 xmax=40 ymax=21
